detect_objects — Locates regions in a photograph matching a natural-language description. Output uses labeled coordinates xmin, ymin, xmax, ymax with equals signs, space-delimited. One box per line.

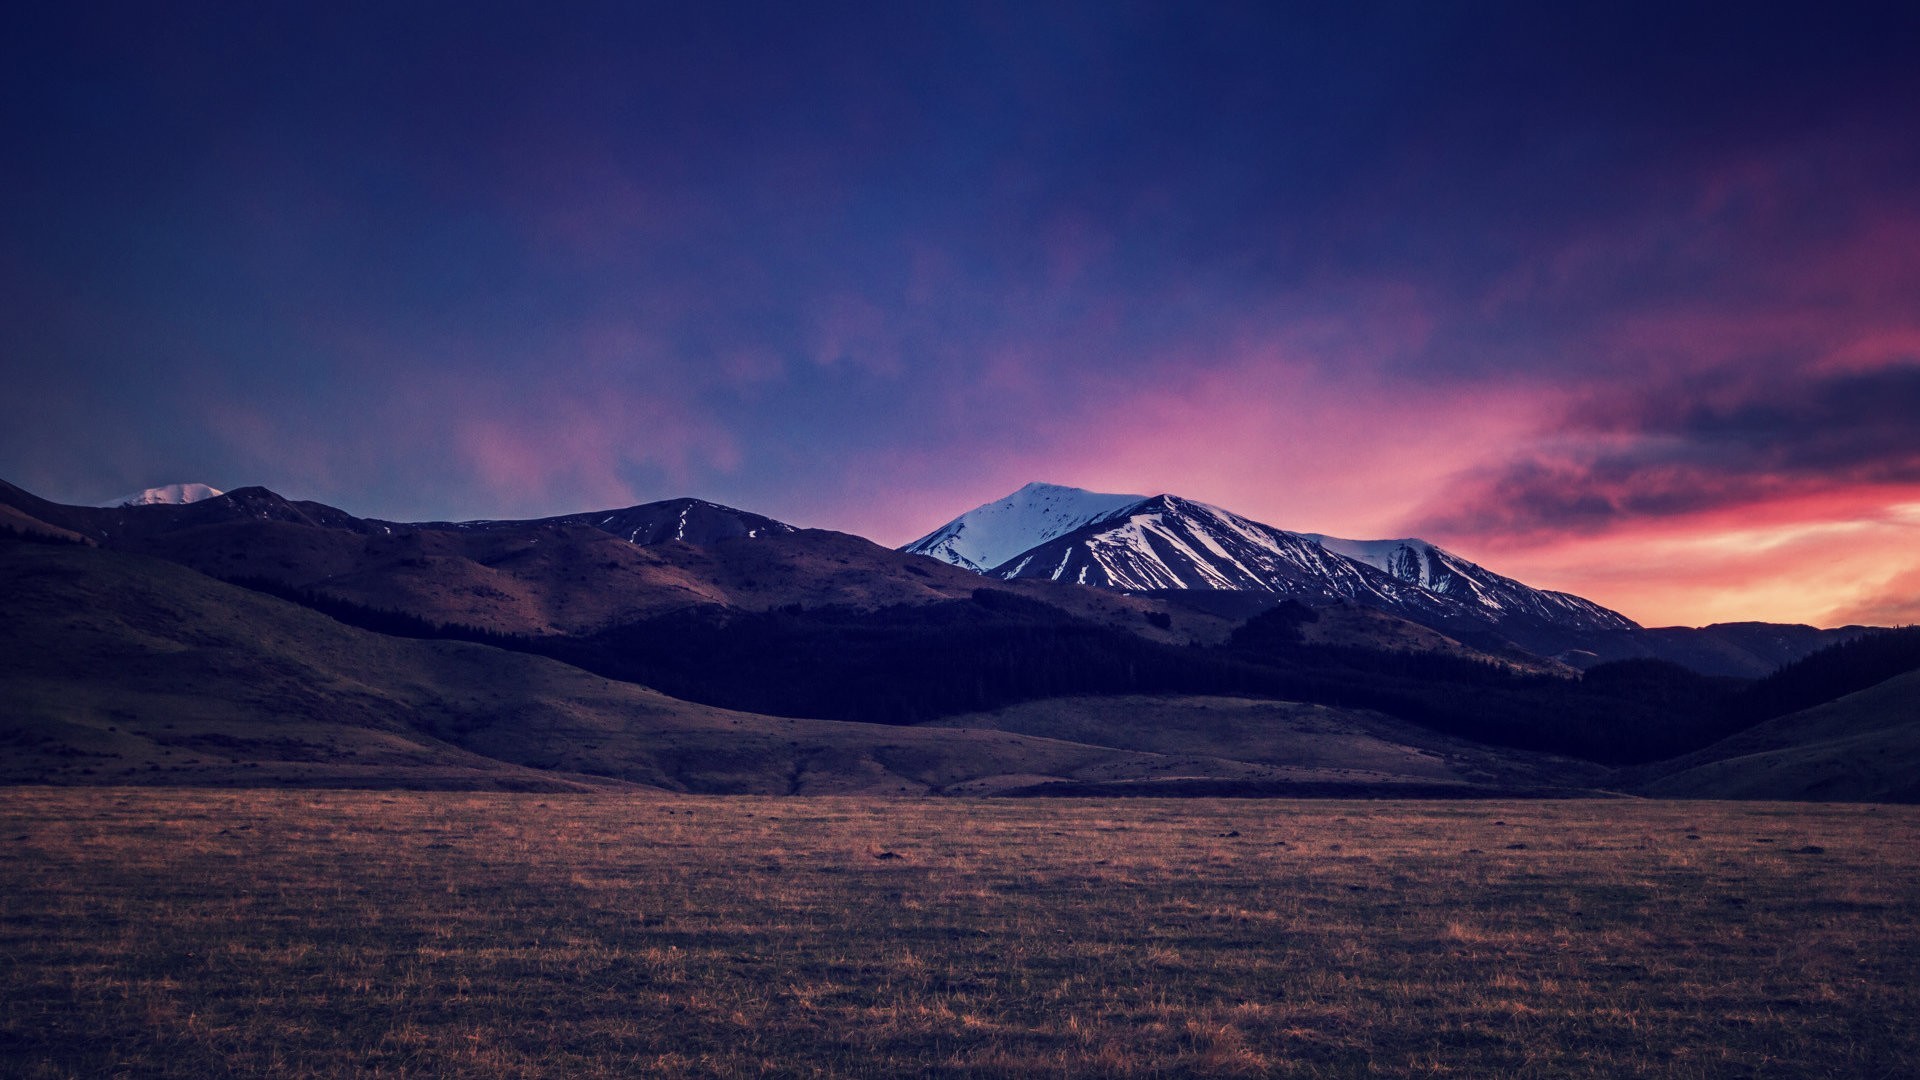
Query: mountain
xmin=6 ymin=476 xmax=1905 ymax=797
xmin=1304 ymin=534 xmax=1634 ymax=632
xmin=98 ymin=482 xmax=223 ymax=507
xmin=5 ymin=477 xmax=1872 ymax=685
xmin=0 ymin=479 xmax=1211 ymax=642
xmin=901 ymin=481 xmax=1142 ymax=572
xmin=4 ymin=480 xmax=370 ymax=543
xmin=909 ymin=485 xmax=1881 ymax=677
xmin=924 ymin=486 xmax=1638 ymax=638
xmin=435 ymin=497 xmax=797 ymax=546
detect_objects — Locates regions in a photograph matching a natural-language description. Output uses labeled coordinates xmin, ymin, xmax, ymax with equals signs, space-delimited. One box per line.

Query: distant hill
xmin=1628 ymin=669 xmax=1920 ymax=802
xmin=1725 ymin=626 xmax=1920 ymax=724
xmin=2 ymin=537 xmax=1489 ymax=795
xmin=923 ymin=695 xmax=1606 ymax=793
xmin=1548 ymin=622 xmax=1871 ymax=679
xmin=0 ymin=479 xmax=1211 ymax=642
xmin=4 ymin=477 xmax=1911 ymax=797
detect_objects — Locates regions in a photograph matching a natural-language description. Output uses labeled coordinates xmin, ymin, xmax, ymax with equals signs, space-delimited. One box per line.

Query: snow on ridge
xmin=911 ymin=483 xmax=1637 ymax=633
xmin=901 ymin=481 xmax=1146 ymax=573
xmin=1304 ymin=532 xmax=1636 ymax=630
xmin=101 ymin=483 xmax=224 ymax=507
xmin=1304 ymin=533 xmax=1431 ymax=565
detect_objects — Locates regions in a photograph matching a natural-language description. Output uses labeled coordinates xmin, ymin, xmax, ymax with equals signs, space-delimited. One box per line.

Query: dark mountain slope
xmin=0 ymin=538 xmax=1342 ymax=794
xmin=1549 ymin=622 xmax=1871 ymax=678
xmin=431 ymin=497 xmax=796 ymax=546
xmin=1628 ymin=669 xmax=1920 ymax=802
xmin=1725 ymin=626 xmax=1920 ymax=724
xmin=0 ymin=481 xmax=1214 ymax=642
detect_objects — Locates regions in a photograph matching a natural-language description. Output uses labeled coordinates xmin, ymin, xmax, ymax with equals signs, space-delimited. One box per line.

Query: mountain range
xmin=901 ymin=482 xmax=1863 ymax=669
xmin=906 ymin=482 xmax=1635 ymax=645
xmin=3 ymin=476 xmax=1910 ymax=800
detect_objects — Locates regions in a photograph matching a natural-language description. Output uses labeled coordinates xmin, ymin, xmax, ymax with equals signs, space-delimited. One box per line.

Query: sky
xmin=4 ymin=2 xmax=1918 ymax=628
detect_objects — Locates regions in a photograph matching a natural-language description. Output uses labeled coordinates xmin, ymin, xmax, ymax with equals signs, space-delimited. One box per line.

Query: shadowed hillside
xmin=0 ymin=479 xmax=1225 ymax=643
xmin=5 ymin=476 xmax=1915 ymax=798
xmin=2 ymin=538 xmax=1508 ymax=794
xmin=1629 ymin=668 xmax=1920 ymax=802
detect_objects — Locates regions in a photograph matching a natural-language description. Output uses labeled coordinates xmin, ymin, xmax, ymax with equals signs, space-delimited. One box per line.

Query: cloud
xmin=194 ymin=320 xmax=747 ymax=520
xmin=1458 ymin=510 xmax=1920 ymax=629
xmin=1416 ymin=364 xmax=1920 ymax=542
xmin=807 ymin=295 xmax=1549 ymax=547
xmin=1827 ymin=565 xmax=1920 ymax=627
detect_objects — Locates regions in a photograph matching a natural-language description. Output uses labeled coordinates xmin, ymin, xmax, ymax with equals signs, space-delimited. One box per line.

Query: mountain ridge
xmin=907 ymin=484 xmax=1638 ymax=638
xmin=0 ymin=477 xmax=1874 ymax=676
xmin=901 ymin=481 xmax=1143 ymax=572
xmin=2 ymin=476 xmax=1910 ymax=799
xmin=98 ymin=482 xmax=224 ymax=507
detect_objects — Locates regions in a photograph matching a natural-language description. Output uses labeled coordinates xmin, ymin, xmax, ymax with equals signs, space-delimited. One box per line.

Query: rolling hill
xmin=923 ymin=695 xmax=1607 ymax=794
xmin=6 ymin=536 xmax=1556 ymax=794
xmin=1628 ymin=668 xmax=1920 ymax=802
xmin=4 ymin=477 xmax=1912 ymax=800
xmin=0 ymin=480 xmax=1217 ymax=642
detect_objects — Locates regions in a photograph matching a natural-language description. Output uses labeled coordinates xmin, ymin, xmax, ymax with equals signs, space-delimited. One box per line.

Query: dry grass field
xmin=2 ymin=790 xmax=1916 ymax=1078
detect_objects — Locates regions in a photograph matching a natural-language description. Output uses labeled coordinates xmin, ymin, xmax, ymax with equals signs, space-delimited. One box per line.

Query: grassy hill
xmin=926 ymin=695 xmax=1606 ymax=793
xmin=7 ymin=474 xmax=1912 ymax=801
xmin=1 ymin=538 xmax=1407 ymax=795
xmin=1628 ymin=669 xmax=1920 ymax=802
xmin=0 ymin=479 xmax=1225 ymax=643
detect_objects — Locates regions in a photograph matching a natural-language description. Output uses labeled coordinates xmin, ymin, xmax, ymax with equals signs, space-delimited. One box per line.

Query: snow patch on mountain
xmin=1305 ymin=534 xmax=1638 ymax=631
xmin=994 ymin=494 xmax=1441 ymax=610
xmin=441 ymin=497 xmax=797 ymax=546
xmin=101 ymin=483 xmax=224 ymax=507
xmin=901 ymin=481 xmax=1144 ymax=572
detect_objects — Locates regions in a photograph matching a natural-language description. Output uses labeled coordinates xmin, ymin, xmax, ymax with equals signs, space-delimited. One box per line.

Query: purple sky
xmin=5 ymin=3 xmax=1919 ymax=626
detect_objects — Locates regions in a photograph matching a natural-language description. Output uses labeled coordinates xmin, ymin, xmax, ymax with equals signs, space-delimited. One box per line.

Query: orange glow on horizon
xmin=1440 ymin=494 xmax=1920 ymax=628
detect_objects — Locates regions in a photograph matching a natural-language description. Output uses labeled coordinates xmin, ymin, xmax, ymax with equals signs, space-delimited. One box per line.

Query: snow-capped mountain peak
xmin=900 ymin=481 xmax=1144 ymax=573
xmin=909 ymin=483 xmax=1639 ymax=635
xmin=991 ymin=493 xmax=1418 ymax=601
xmin=101 ymin=483 xmax=224 ymax=508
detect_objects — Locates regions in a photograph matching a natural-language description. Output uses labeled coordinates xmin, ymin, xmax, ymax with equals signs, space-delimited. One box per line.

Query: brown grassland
xmin=2 ymin=789 xmax=1916 ymax=1078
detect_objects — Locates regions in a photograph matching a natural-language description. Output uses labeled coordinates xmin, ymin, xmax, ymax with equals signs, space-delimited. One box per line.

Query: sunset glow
xmin=4 ymin=4 xmax=1917 ymax=628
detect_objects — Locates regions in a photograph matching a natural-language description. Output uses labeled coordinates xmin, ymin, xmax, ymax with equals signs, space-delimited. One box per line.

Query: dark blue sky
xmin=5 ymin=2 xmax=1919 ymax=624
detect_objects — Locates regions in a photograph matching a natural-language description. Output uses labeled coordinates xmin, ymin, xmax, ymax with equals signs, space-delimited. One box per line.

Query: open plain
xmin=2 ymin=789 xmax=1916 ymax=1078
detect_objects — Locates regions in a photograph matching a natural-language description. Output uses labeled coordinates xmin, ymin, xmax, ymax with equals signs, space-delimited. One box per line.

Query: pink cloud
xmin=1828 ymin=564 xmax=1920 ymax=627
xmin=197 ymin=320 xmax=744 ymax=519
xmin=1452 ymin=496 xmax=1920 ymax=628
xmin=831 ymin=294 xmax=1551 ymax=546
